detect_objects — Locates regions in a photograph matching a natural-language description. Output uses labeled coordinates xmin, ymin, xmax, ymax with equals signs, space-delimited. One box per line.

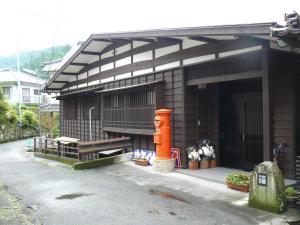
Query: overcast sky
xmin=1 ymin=0 xmax=299 ymax=56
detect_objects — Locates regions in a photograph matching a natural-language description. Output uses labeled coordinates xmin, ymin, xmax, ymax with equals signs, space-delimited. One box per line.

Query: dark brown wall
xmin=60 ymin=68 xmax=186 ymax=163
xmin=60 ymin=95 xmax=104 ymax=142
xmin=270 ymin=51 xmax=295 ymax=178
xmin=295 ymin=57 xmax=300 ymax=157
xmin=184 ymin=83 xmax=219 ymax=163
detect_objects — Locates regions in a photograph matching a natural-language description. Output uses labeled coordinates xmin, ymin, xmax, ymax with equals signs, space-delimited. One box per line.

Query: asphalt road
xmin=0 ymin=140 xmax=290 ymax=225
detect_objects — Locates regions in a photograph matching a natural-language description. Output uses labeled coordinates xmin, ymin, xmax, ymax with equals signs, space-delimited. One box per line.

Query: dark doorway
xmin=220 ymin=80 xmax=263 ymax=171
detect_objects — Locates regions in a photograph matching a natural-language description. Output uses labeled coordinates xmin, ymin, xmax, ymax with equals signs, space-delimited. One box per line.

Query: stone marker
xmin=248 ymin=161 xmax=287 ymax=213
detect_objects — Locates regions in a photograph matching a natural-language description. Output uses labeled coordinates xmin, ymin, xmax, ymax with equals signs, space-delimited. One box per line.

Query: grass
xmin=34 ymin=152 xmax=78 ymax=165
xmin=34 ymin=152 xmax=133 ymax=170
xmin=73 ymin=152 xmax=133 ymax=170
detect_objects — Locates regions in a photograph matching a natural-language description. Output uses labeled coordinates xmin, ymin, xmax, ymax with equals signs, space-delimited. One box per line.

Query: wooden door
xmin=221 ymin=93 xmax=263 ymax=171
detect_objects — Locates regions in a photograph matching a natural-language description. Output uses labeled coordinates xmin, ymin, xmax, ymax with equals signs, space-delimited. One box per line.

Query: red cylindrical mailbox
xmin=154 ymin=109 xmax=171 ymax=160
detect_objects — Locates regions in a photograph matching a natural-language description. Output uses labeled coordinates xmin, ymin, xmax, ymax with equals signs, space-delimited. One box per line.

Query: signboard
xmin=171 ymin=148 xmax=181 ymax=168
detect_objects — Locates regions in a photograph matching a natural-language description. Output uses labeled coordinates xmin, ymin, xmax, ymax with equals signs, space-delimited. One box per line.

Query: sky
xmin=0 ymin=0 xmax=299 ymax=56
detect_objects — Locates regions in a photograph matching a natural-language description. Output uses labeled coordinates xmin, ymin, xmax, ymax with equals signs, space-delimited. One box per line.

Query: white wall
xmin=1 ymin=83 xmax=55 ymax=105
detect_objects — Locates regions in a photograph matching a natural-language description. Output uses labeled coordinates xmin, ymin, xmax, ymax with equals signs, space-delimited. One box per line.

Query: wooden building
xmin=44 ymin=22 xmax=300 ymax=179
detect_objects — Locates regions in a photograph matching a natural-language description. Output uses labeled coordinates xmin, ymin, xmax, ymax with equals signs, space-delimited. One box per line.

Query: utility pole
xmin=16 ymin=35 xmax=22 ymax=139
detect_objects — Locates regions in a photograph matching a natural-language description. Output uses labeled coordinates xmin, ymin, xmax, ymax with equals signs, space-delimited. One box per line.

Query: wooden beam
xmin=156 ymin=37 xmax=182 ymax=43
xmin=110 ymin=38 xmax=131 ymax=43
xmin=70 ymin=62 xmax=88 ymax=66
xmin=81 ymin=51 xmax=101 ymax=55
xmin=262 ymin=49 xmax=272 ymax=161
xmin=131 ymin=38 xmax=156 ymax=43
xmin=93 ymin=38 xmax=113 ymax=43
xmin=186 ymin=70 xmax=262 ymax=86
xmin=47 ymin=88 xmax=61 ymax=90
xmin=103 ymin=127 xmax=154 ymax=135
xmin=188 ymin=36 xmax=218 ymax=43
xmin=61 ymin=72 xmax=78 ymax=76
xmin=53 ymin=81 xmax=68 ymax=83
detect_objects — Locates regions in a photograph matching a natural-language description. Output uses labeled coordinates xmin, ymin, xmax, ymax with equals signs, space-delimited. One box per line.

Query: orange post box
xmin=154 ymin=109 xmax=171 ymax=160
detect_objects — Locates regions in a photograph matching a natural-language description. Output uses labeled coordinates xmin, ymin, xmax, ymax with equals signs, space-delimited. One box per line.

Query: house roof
xmin=44 ymin=22 xmax=277 ymax=92
xmin=42 ymin=44 xmax=83 ymax=73
xmin=40 ymin=104 xmax=59 ymax=112
xmin=0 ymin=69 xmax=44 ymax=85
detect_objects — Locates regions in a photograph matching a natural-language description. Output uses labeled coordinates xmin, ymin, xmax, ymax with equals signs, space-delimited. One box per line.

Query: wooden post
xmin=45 ymin=138 xmax=48 ymax=154
xmin=34 ymin=137 xmax=36 ymax=152
xmin=262 ymin=49 xmax=272 ymax=161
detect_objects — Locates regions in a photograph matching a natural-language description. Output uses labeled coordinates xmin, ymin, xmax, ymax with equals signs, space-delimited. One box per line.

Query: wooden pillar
xmin=34 ymin=137 xmax=36 ymax=152
xmin=262 ymin=50 xmax=272 ymax=161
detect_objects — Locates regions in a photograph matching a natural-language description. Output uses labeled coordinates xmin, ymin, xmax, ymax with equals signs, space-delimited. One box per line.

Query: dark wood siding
xmin=60 ymin=95 xmax=104 ymax=141
xmin=270 ymin=51 xmax=296 ymax=178
xmin=295 ymin=57 xmax=300 ymax=158
xmin=59 ymin=68 xmax=186 ymax=156
xmin=184 ymin=83 xmax=220 ymax=165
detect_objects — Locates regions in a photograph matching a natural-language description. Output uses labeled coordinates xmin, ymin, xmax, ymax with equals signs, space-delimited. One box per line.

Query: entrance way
xmin=220 ymin=80 xmax=263 ymax=171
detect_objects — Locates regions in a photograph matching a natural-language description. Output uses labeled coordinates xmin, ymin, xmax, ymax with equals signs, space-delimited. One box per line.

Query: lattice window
xmin=103 ymin=89 xmax=155 ymax=130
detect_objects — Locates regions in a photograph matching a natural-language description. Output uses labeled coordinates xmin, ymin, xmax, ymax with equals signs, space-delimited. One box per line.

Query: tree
xmin=40 ymin=112 xmax=59 ymax=138
xmin=0 ymin=88 xmax=17 ymax=129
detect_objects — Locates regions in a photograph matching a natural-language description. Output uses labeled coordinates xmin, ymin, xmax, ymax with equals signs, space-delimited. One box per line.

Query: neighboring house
xmin=0 ymin=69 xmax=50 ymax=104
xmin=44 ymin=17 xmax=300 ymax=179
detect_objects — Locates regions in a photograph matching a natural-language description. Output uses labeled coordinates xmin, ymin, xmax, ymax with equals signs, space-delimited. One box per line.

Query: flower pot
xmin=200 ymin=160 xmax=209 ymax=169
xmin=286 ymin=196 xmax=298 ymax=208
xmin=189 ymin=161 xmax=199 ymax=170
xmin=135 ymin=159 xmax=148 ymax=166
xmin=226 ymin=182 xmax=249 ymax=193
xmin=209 ymin=159 xmax=217 ymax=168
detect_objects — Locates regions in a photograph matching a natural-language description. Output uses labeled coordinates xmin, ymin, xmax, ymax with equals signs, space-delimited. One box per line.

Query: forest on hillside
xmin=0 ymin=44 xmax=71 ymax=79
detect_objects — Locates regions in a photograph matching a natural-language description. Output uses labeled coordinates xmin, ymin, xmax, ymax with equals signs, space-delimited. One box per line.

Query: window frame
xmin=22 ymin=88 xmax=30 ymax=103
xmin=2 ymin=87 xmax=11 ymax=100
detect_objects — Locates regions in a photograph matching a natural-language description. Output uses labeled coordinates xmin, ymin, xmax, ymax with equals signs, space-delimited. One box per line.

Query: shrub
xmin=226 ymin=173 xmax=250 ymax=186
xmin=22 ymin=110 xmax=38 ymax=127
xmin=285 ymin=186 xmax=297 ymax=197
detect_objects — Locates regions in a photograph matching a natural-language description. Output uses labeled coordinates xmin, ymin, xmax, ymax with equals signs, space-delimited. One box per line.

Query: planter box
xmin=286 ymin=196 xmax=298 ymax=208
xmin=226 ymin=182 xmax=249 ymax=193
xmin=200 ymin=160 xmax=209 ymax=169
xmin=135 ymin=159 xmax=149 ymax=166
xmin=210 ymin=159 xmax=217 ymax=168
xmin=189 ymin=161 xmax=199 ymax=170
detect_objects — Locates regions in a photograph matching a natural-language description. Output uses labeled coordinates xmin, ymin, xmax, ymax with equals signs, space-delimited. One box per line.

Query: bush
xmin=285 ymin=186 xmax=297 ymax=197
xmin=0 ymin=88 xmax=18 ymax=127
xmin=22 ymin=110 xmax=38 ymax=127
xmin=226 ymin=173 xmax=250 ymax=186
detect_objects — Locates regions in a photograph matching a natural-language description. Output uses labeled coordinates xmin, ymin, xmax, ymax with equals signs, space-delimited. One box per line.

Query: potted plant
xmin=226 ymin=173 xmax=250 ymax=193
xmin=200 ymin=159 xmax=209 ymax=169
xmin=285 ymin=186 xmax=298 ymax=208
xmin=187 ymin=146 xmax=200 ymax=170
xmin=197 ymin=138 xmax=216 ymax=168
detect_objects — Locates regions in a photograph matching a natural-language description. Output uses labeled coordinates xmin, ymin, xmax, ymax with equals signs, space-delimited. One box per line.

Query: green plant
xmin=22 ymin=110 xmax=38 ymax=127
xmin=226 ymin=173 xmax=250 ymax=186
xmin=285 ymin=186 xmax=297 ymax=197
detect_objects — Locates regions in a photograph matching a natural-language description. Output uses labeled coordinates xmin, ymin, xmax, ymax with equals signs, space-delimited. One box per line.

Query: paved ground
xmin=0 ymin=140 xmax=299 ymax=225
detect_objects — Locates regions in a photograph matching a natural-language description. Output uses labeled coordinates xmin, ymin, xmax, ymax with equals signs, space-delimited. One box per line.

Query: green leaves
xmin=285 ymin=186 xmax=297 ymax=196
xmin=226 ymin=173 xmax=250 ymax=186
xmin=21 ymin=109 xmax=38 ymax=127
xmin=0 ymin=87 xmax=17 ymax=128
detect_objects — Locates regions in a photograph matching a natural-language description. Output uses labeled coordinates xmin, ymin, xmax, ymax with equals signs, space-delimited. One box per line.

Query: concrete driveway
xmin=0 ymin=140 xmax=296 ymax=225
